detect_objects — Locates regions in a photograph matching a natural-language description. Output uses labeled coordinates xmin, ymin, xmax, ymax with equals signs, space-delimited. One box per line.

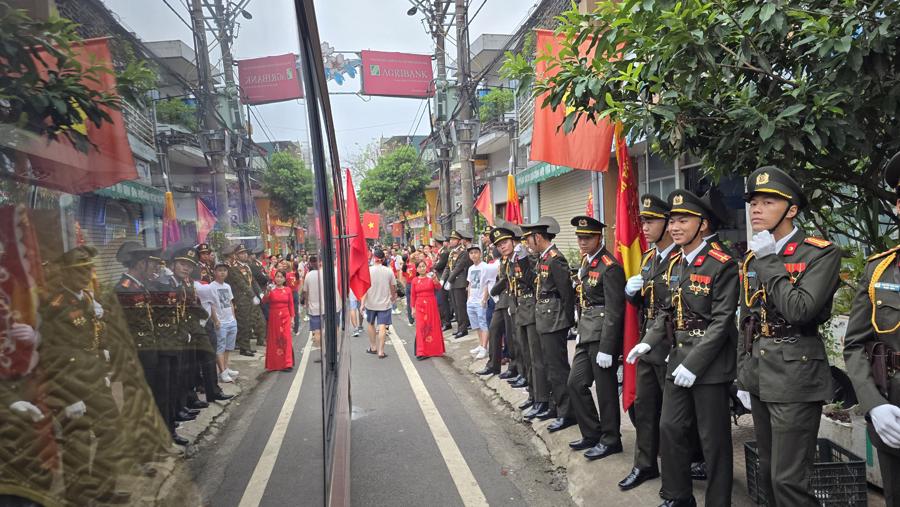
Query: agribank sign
xmin=237 ymin=53 xmax=303 ymax=105
xmin=360 ymin=50 xmax=434 ymax=98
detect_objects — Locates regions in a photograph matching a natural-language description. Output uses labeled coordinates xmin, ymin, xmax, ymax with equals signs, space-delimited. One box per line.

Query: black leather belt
xmin=754 ymin=322 xmax=803 ymax=339
xmin=518 ymin=292 xmax=535 ymax=299
xmin=539 ymin=292 xmax=560 ymax=299
xmin=583 ymin=304 xmax=605 ymax=310
xmin=675 ymin=318 xmax=706 ymax=332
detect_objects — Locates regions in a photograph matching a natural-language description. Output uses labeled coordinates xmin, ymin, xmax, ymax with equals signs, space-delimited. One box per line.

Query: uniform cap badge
xmin=643 ymin=198 xmax=651 ymax=208
xmin=578 ymin=218 xmax=587 ymax=226
xmin=673 ymin=195 xmax=684 ymax=205
xmin=756 ymin=172 xmax=769 ymax=185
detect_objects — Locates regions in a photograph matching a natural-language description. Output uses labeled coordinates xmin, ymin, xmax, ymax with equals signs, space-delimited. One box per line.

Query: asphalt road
xmin=192 ymin=313 xmax=572 ymax=507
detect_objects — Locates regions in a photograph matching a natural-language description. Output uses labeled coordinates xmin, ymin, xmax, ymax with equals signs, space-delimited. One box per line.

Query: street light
xmin=407 ymin=6 xmax=418 ymax=15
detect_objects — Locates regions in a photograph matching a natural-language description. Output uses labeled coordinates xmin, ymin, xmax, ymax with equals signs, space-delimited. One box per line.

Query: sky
xmin=103 ymin=0 xmax=530 ymax=163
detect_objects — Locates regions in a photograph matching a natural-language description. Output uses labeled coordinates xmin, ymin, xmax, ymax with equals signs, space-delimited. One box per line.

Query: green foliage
xmin=155 ymin=98 xmax=198 ymax=131
xmin=500 ymin=31 xmax=536 ymax=95
xmin=539 ymin=1 xmax=900 ymax=250
xmin=261 ymin=151 xmax=314 ymax=223
xmin=479 ymin=88 xmax=515 ymax=123
xmin=358 ymin=145 xmax=430 ymax=215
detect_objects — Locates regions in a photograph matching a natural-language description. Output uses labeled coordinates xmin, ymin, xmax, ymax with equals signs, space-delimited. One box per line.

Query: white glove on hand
xmin=749 ymin=230 xmax=777 ymax=258
xmin=672 ymin=364 xmax=697 ymax=388
xmin=443 ymin=282 xmax=451 ymax=291
xmin=625 ymin=275 xmax=644 ymax=297
xmin=9 ymin=401 xmax=44 ymax=422
xmin=9 ymin=323 xmax=38 ymax=344
xmin=92 ymin=299 xmax=104 ymax=319
xmin=870 ymin=404 xmax=900 ymax=448
xmin=626 ymin=343 xmax=651 ymax=364
xmin=252 ymin=296 xmax=260 ymax=305
xmin=514 ymin=243 xmax=528 ymax=260
xmin=64 ymin=400 xmax=87 ymax=419
xmin=736 ymin=390 xmax=752 ymax=410
xmin=596 ymin=351 xmax=613 ymax=368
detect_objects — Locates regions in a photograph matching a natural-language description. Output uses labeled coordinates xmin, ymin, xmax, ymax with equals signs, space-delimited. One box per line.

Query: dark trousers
xmin=750 ymin=395 xmax=822 ymax=507
xmin=451 ymin=287 xmax=469 ymax=332
xmin=406 ymin=282 xmax=414 ymax=322
xmin=512 ymin=313 xmax=530 ymax=383
xmin=521 ymin=323 xmax=549 ymax=402
xmin=438 ymin=287 xmax=453 ymax=326
xmin=487 ymin=307 xmax=505 ymax=373
xmin=633 ymin=359 xmax=666 ymax=472
xmin=59 ymin=390 xmax=119 ymax=503
xmin=871 ymin=423 xmax=900 ymax=507
xmin=199 ymin=322 xmax=220 ymax=398
xmin=540 ymin=328 xmax=573 ymax=419
xmin=567 ymin=341 xmax=621 ymax=445
xmin=660 ymin=381 xmax=732 ymax=504
xmin=157 ymin=353 xmax=177 ymax=432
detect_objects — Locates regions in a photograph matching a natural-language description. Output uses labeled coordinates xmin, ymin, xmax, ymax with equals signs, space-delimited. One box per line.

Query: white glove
xmin=9 ymin=323 xmax=38 ymax=344
xmin=672 ymin=364 xmax=697 ymax=388
xmin=443 ymin=282 xmax=451 ymax=291
xmin=596 ymin=351 xmax=613 ymax=368
xmin=252 ymin=296 xmax=260 ymax=305
xmin=64 ymin=400 xmax=87 ymax=419
xmin=736 ymin=390 xmax=752 ymax=410
xmin=103 ymin=349 xmax=110 ymax=362
xmin=104 ymin=376 xmax=111 ymax=388
xmin=749 ymin=230 xmax=777 ymax=258
xmin=625 ymin=275 xmax=644 ymax=297
xmin=870 ymin=404 xmax=900 ymax=448
xmin=626 ymin=343 xmax=651 ymax=364
xmin=92 ymin=299 xmax=104 ymax=319
xmin=9 ymin=401 xmax=44 ymax=422
xmin=514 ymin=243 xmax=528 ymax=260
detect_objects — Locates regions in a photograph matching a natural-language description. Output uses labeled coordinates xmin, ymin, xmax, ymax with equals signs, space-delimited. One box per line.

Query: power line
xmin=160 ymin=0 xmax=194 ymax=30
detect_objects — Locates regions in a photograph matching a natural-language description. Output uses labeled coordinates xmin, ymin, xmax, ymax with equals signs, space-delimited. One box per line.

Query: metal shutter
xmin=538 ymin=170 xmax=591 ymax=259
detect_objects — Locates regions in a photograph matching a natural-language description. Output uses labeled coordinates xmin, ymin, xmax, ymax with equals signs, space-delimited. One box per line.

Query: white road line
xmin=238 ymin=337 xmax=313 ymax=507
xmin=388 ymin=328 xmax=489 ymax=507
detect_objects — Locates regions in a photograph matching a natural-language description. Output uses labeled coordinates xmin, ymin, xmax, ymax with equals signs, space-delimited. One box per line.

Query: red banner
xmin=196 ymin=198 xmax=217 ymax=244
xmin=474 ymin=183 xmax=494 ymax=226
xmin=237 ymin=53 xmax=303 ymax=105
xmin=391 ymin=222 xmax=403 ymax=238
xmin=345 ymin=170 xmax=371 ymax=299
xmin=505 ymin=174 xmax=523 ymax=224
xmin=362 ymin=212 xmax=381 ymax=239
xmin=360 ymin=50 xmax=434 ymax=98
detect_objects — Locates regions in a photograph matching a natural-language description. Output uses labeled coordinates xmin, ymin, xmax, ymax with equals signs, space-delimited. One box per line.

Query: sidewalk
xmin=440 ymin=330 xmax=884 ymax=506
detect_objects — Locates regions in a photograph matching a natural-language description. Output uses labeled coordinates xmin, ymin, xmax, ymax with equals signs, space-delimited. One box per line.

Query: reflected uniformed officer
xmin=196 ymin=243 xmax=215 ymax=284
xmin=700 ymin=186 xmax=735 ymax=258
xmin=443 ymin=230 xmax=473 ymax=337
xmin=433 ymin=234 xmax=454 ymax=330
xmin=737 ymin=167 xmax=840 ymax=507
xmin=628 ymin=190 xmax=739 ymax=507
xmin=249 ymin=246 xmax=270 ymax=289
xmin=566 ymin=215 xmax=626 ymax=460
xmin=236 ymin=245 xmax=268 ymax=347
xmin=225 ymin=244 xmax=265 ymax=355
xmin=844 ymin=152 xmax=900 ymax=507
xmin=521 ymin=217 xmax=576 ymax=429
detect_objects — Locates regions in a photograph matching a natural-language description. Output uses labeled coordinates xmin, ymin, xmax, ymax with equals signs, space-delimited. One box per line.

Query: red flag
xmin=613 ymin=122 xmax=648 ymax=412
xmin=162 ymin=191 xmax=181 ymax=249
xmin=474 ymin=183 xmax=494 ymax=226
xmin=530 ymin=29 xmax=614 ymax=172
xmin=346 ymin=170 xmax=371 ymax=299
xmin=391 ymin=222 xmax=403 ymax=238
xmin=586 ymin=191 xmax=595 ymax=218
xmin=505 ymin=174 xmax=523 ymax=224
xmin=362 ymin=212 xmax=381 ymax=239
xmin=196 ymin=198 xmax=217 ymax=243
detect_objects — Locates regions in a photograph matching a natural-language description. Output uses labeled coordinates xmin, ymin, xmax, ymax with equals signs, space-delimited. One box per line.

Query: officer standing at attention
xmin=432 ymin=234 xmax=454 ymax=331
xmin=197 ymin=243 xmax=216 ymax=284
xmin=737 ymin=167 xmax=840 ymax=507
xmin=619 ymin=194 xmax=675 ymax=490
xmin=566 ymin=215 xmax=626 ymax=460
xmin=235 ymin=245 xmax=268 ymax=347
xmin=444 ymin=230 xmax=473 ymax=338
xmin=627 ymin=190 xmax=739 ymax=507
xmin=844 ymin=152 xmax=900 ymax=507
xmin=520 ymin=217 xmax=576 ymax=431
xmin=225 ymin=244 xmax=260 ymax=356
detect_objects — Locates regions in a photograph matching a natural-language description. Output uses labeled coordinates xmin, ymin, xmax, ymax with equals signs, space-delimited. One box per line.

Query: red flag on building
xmin=161 ymin=191 xmax=181 ymax=249
xmin=586 ymin=191 xmax=595 ymax=219
xmin=504 ymin=174 xmax=523 ymax=224
xmin=196 ymin=198 xmax=217 ymax=243
xmin=345 ymin=170 xmax=371 ymax=299
xmin=362 ymin=212 xmax=381 ymax=239
xmin=613 ymin=122 xmax=648 ymax=412
xmin=474 ymin=183 xmax=494 ymax=226
xmin=530 ymin=29 xmax=615 ymax=172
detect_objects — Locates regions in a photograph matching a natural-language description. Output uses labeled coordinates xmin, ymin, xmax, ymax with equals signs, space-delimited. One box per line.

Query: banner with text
xmin=360 ymin=50 xmax=434 ymax=98
xmin=237 ymin=53 xmax=303 ymax=105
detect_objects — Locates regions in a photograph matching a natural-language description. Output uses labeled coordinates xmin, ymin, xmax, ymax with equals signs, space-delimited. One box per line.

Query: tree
xmin=479 ymin=88 xmax=515 ymax=123
xmin=521 ymin=1 xmax=900 ymax=250
xmin=155 ymin=98 xmax=198 ymax=131
xmin=261 ymin=151 xmax=314 ymax=224
xmin=346 ymin=139 xmax=381 ymax=184
xmin=358 ymin=145 xmax=430 ymax=216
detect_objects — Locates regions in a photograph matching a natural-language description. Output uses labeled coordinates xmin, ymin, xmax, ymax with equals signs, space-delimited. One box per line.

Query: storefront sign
xmin=237 ymin=53 xmax=303 ymax=105
xmin=93 ymin=180 xmax=165 ymax=207
xmin=515 ymin=162 xmax=573 ymax=187
xmin=360 ymin=51 xmax=434 ymax=98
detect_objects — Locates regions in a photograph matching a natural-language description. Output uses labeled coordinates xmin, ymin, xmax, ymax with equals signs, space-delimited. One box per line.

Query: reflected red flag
xmin=362 ymin=212 xmax=381 ymax=239
xmin=505 ymin=174 xmax=522 ymax=224
xmin=196 ymin=198 xmax=217 ymax=243
xmin=162 ymin=191 xmax=180 ymax=249
xmin=474 ymin=183 xmax=494 ymax=226
xmin=346 ymin=170 xmax=371 ymax=299
xmin=586 ymin=191 xmax=595 ymax=219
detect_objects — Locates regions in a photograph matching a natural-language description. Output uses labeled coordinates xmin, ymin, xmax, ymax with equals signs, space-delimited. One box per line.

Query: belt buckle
xmin=689 ymin=329 xmax=705 ymax=337
xmin=761 ymin=321 xmax=771 ymax=337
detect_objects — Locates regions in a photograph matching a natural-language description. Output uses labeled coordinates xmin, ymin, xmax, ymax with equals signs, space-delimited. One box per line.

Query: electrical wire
xmin=160 ymin=0 xmax=194 ymax=30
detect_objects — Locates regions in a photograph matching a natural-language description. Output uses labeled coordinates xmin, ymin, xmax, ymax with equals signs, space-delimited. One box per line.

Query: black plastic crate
xmin=745 ymin=439 xmax=867 ymax=506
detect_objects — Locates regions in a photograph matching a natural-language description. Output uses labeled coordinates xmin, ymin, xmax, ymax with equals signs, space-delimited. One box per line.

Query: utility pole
xmin=433 ymin=0 xmax=452 ymax=235
xmin=191 ymin=0 xmax=231 ymax=231
xmin=454 ymin=0 xmax=474 ymax=236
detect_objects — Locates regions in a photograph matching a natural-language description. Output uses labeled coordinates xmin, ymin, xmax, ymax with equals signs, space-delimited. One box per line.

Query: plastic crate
xmin=744 ymin=439 xmax=867 ymax=506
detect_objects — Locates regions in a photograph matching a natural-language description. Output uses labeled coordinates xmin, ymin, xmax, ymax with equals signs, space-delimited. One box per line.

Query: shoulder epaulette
xmin=601 ymin=254 xmax=614 ymax=266
xmin=804 ymin=237 xmax=832 ymax=249
xmin=550 ymin=250 xmax=557 ymax=258
xmin=642 ymin=247 xmax=653 ymax=256
xmin=867 ymin=245 xmax=900 ymax=262
xmin=670 ymin=249 xmax=681 ymax=259
xmin=710 ymin=241 xmax=723 ymax=251
xmin=708 ymin=249 xmax=731 ymax=263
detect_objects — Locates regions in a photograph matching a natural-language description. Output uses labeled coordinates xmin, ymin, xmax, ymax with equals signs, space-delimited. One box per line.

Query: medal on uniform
xmin=588 ymin=271 xmax=600 ymax=287
xmin=784 ymin=262 xmax=806 ymax=284
xmin=689 ymin=274 xmax=711 ymax=295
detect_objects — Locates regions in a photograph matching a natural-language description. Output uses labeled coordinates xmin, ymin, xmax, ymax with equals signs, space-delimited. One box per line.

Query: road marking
xmin=388 ymin=328 xmax=489 ymax=507
xmin=238 ymin=336 xmax=313 ymax=507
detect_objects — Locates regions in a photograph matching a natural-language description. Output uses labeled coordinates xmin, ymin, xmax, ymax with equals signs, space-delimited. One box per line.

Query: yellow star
xmin=367 ymin=222 xmax=374 ymax=229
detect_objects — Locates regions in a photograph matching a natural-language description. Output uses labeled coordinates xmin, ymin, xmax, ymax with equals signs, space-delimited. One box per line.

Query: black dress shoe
xmin=585 ymin=441 xmax=623 ymax=461
xmin=476 ymin=367 xmax=498 ymax=376
xmin=690 ymin=461 xmax=707 ymax=480
xmin=505 ymin=373 xmax=522 ymax=383
xmin=453 ymin=331 xmax=465 ymax=338
xmin=568 ymin=438 xmax=599 ymax=450
xmin=188 ymin=400 xmax=209 ymax=409
xmin=548 ymin=417 xmax=577 ymax=433
xmin=511 ymin=377 xmax=528 ymax=388
xmin=498 ymin=370 xmax=516 ymax=380
xmin=172 ymin=434 xmax=189 ymax=446
xmin=183 ymin=407 xmax=201 ymax=416
xmin=175 ymin=411 xmax=196 ymax=422
xmin=519 ymin=398 xmax=534 ymax=410
xmin=442 ymin=324 xmax=452 ymax=331
xmin=534 ymin=406 xmax=557 ymax=420
xmin=618 ymin=467 xmax=660 ymax=490
xmin=524 ymin=402 xmax=547 ymax=420
xmin=659 ymin=497 xmax=696 ymax=507
xmin=239 ymin=348 xmax=255 ymax=357
xmin=211 ymin=392 xmax=234 ymax=401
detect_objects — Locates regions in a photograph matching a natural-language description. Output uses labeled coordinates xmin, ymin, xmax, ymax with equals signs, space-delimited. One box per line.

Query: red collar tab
xmin=590 ymin=258 xmax=600 ymax=268
xmin=783 ymin=242 xmax=798 ymax=256
xmin=693 ymin=255 xmax=706 ymax=267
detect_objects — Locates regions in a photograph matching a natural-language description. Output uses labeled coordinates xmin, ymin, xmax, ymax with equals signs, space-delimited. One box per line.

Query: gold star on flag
xmin=367 ymin=222 xmax=374 ymax=229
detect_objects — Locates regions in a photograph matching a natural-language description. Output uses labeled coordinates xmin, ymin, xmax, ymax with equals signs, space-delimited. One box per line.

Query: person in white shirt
xmin=470 ymin=251 xmax=499 ymax=359
xmin=208 ymin=264 xmax=238 ymax=383
xmin=361 ymin=249 xmax=397 ymax=358
xmin=465 ymin=246 xmax=489 ymax=352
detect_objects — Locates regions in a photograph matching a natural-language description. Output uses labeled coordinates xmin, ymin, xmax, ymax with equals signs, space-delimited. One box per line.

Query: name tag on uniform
xmin=875 ymin=282 xmax=900 ymax=292
xmin=669 ymin=275 xmax=680 ymax=283
xmin=642 ymin=264 xmax=651 ymax=272
xmin=746 ymin=271 xmax=756 ymax=278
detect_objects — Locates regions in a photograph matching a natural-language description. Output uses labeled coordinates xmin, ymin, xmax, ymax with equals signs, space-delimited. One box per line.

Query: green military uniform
xmin=627 ymin=194 xmax=676 ymax=480
xmin=444 ymin=231 xmax=473 ymax=335
xmin=643 ymin=191 xmax=739 ymax=505
xmin=433 ymin=235 xmax=453 ymax=328
xmin=515 ymin=244 xmax=551 ymax=418
xmin=844 ymin=154 xmax=900 ymax=507
xmin=566 ymin=215 xmax=626 ymax=456
xmin=225 ymin=244 xmax=266 ymax=353
xmin=737 ymin=167 xmax=840 ymax=507
xmin=249 ymin=247 xmax=271 ymax=289
xmin=485 ymin=223 xmax=524 ymax=380
xmin=197 ymin=243 xmax=216 ymax=284
xmin=522 ymin=217 xmax=575 ymax=423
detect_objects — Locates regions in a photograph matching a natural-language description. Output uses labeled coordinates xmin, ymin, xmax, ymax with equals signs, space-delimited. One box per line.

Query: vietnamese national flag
xmin=162 ymin=191 xmax=181 ymax=249
xmin=613 ymin=122 xmax=648 ymax=411
xmin=504 ymin=174 xmax=523 ymax=224
xmin=345 ymin=170 xmax=371 ymax=299
xmin=474 ymin=183 xmax=494 ymax=226
xmin=196 ymin=198 xmax=217 ymax=243
xmin=586 ymin=191 xmax=595 ymax=219
xmin=362 ymin=212 xmax=381 ymax=240
xmin=530 ymin=29 xmax=615 ymax=172
xmin=391 ymin=222 xmax=403 ymax=238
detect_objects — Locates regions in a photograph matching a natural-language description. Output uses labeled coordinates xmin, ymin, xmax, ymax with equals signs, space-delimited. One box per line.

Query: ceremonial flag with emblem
xmin=345 ymin=169 xmax=371 ymax=299
xmin=613 ymin=122 xmax=648 ymax=411
xmin=530 ymin=29 xmax=615 ymax=172
xmin=196 ymin=198 xmax=217 ymax=243
xmin=162 ymin=191 xmax=180 ymax=249
xmin=474 ymin=183 xmax=494 ymax=226
xmin=362 ymin=212 xmax=381 ymax=240
xmin=505 ymin=173 xmax=523 ymax=224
